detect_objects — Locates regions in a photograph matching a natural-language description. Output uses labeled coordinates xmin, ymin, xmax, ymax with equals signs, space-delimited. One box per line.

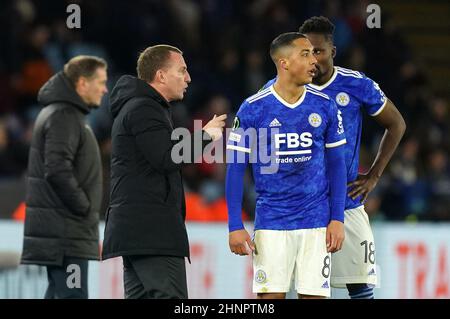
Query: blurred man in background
xmin=21 ymin=55 xmax=108 ymax=299
xmin=102 ymin=45 xmax=226 ymax=299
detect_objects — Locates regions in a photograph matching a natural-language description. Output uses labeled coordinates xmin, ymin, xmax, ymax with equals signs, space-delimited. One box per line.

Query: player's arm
xmin=326 ymin=145 xmax=346 ymax=253
xmin=225 ymin=108 xmax=255 ymax=256
xmin=226 ymin=161 xmax=255 ymax=256
xmin=348 ymin=92 xmax=406 ymax=202
xmin=325 ymin=100 xmax=347 ymax=253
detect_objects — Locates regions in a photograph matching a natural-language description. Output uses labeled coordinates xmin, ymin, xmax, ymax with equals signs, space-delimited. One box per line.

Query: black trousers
xmin=44 ymin=257 xmax=89 ymax=299
xmin=122 ymin=255 xmax=188 ymax=299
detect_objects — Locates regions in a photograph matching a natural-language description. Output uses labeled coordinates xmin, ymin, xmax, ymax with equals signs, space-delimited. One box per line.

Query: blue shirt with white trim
xmin=226 ymin=85 xmax=346 ymax=231
xmin=263 ymin=66 xmax=387 ymax=210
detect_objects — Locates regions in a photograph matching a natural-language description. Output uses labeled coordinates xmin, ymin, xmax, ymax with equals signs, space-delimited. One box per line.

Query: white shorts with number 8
xmin=252 ymin=227 xmax=331 ymax=297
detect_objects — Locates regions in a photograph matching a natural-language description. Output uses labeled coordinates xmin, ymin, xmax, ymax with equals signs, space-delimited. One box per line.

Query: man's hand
xmin=348 ymin=173 xmax=379 ymax=203
xmin=229 ymin=229 xmax=255 ymax=256
xmin=326 ymin=220 xmax=345 ymax=253
xmin=203 ymin=114 xmax=227 ymax=141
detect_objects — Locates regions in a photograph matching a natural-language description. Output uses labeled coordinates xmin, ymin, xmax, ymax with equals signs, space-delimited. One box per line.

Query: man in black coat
xmin=102 ymin=45 xmax=226 ymax=299
xmin=21 ymin=55 xmax=108 ymax=299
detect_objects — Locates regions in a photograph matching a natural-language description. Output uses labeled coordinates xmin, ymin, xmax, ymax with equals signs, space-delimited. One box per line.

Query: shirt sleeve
xmin=225 ymin=101 xmax=255 ymax=232
xmin=326 ymin=145 xmax=346 ymax=222
xmin=324 ymin=99 xmax=347 ymax=222
xmin=226 ymin=101 xmax=255 ymax=157
xmin=325 ymin=99 xmax=347 ymax=148
xmin=361 ymin=75 xmax=388 ymax=116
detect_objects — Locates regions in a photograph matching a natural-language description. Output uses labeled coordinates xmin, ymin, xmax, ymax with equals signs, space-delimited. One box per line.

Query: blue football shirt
xmin=263 ymin=66 xmax=387 ymax=210
xmin=226 ymin=84 xmax=346 ymax=230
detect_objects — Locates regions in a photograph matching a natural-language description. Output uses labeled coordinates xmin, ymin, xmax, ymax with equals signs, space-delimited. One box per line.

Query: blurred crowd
xmin=0 ymin=0 xmax=449 ymax=221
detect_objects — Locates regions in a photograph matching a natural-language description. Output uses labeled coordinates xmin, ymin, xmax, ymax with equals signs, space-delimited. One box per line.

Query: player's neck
xmin=313 ymin=65 xmax=335 ymax=86
xmin=273 ymin=79 xmax=305 ymax=104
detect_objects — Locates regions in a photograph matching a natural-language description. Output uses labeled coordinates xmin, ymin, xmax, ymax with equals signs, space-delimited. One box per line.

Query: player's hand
xmin=229 ymin=229 xmax=255 ymax=256
xmin=203 ymin=114 xmax=227 ymax=141
xmin=348 ymin=173 xmax=379 ymax=203
xmin=326 ymin=220 xmax=345 ymax=253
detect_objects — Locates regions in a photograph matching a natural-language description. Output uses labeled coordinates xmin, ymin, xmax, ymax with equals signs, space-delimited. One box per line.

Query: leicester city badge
xmin=255 ymin=269 xmax=267 ymax=284
xmin=336 ymin=92 xmax=350 ymax=106
xmin=308 ymin=113 xmax=322 ymax=128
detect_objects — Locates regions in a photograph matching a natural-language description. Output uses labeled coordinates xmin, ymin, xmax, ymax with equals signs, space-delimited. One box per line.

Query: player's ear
xmin=280 ymin=59 xmax=288 ymax=70
xmin=155 ymin=69 xmax=165 ymax=84
xmin=332 ymin=46 xmax=337 ymax=59
xmin=76 ymin=76 xmax=87 ymax=93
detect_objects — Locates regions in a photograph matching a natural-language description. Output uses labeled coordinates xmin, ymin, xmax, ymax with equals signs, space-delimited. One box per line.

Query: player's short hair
xmin=299 ymin=16 xmax=335 ymax=42
xmin=63 ymin=55 xmax=107 ymax=87
xmin=137 ymin=45 xmax=183 ymax=82
xmin=269 ymin=32 xmax=307 ymax=63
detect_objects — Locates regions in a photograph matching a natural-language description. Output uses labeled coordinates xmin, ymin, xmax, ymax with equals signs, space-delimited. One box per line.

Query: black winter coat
xmin=102 ymin=75 xmax=211 ymax=260
xmin=21 ymin=72 xmax=102 ymax=266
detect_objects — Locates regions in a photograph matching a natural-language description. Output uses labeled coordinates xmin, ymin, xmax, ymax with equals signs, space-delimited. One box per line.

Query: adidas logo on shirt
xmin=321 ymin=281 xmax=329 ymax=289
xmin=269 ymin=118 xmax=282 ymax=127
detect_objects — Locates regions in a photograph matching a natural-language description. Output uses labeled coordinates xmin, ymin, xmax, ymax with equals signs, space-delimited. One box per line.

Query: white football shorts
xmin=252 ymin=227 xmax=331 ymax=297
xmin=331 ymin=205 xmax=378 ymax=288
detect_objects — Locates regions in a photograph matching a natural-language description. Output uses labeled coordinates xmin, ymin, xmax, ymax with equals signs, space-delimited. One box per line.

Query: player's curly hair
xmin=299 ymin=16 xmax=335 ymax=41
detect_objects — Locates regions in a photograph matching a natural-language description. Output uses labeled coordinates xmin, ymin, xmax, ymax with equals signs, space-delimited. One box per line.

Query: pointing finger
xmin=215 ymin=114 xmax=227 ymax=121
